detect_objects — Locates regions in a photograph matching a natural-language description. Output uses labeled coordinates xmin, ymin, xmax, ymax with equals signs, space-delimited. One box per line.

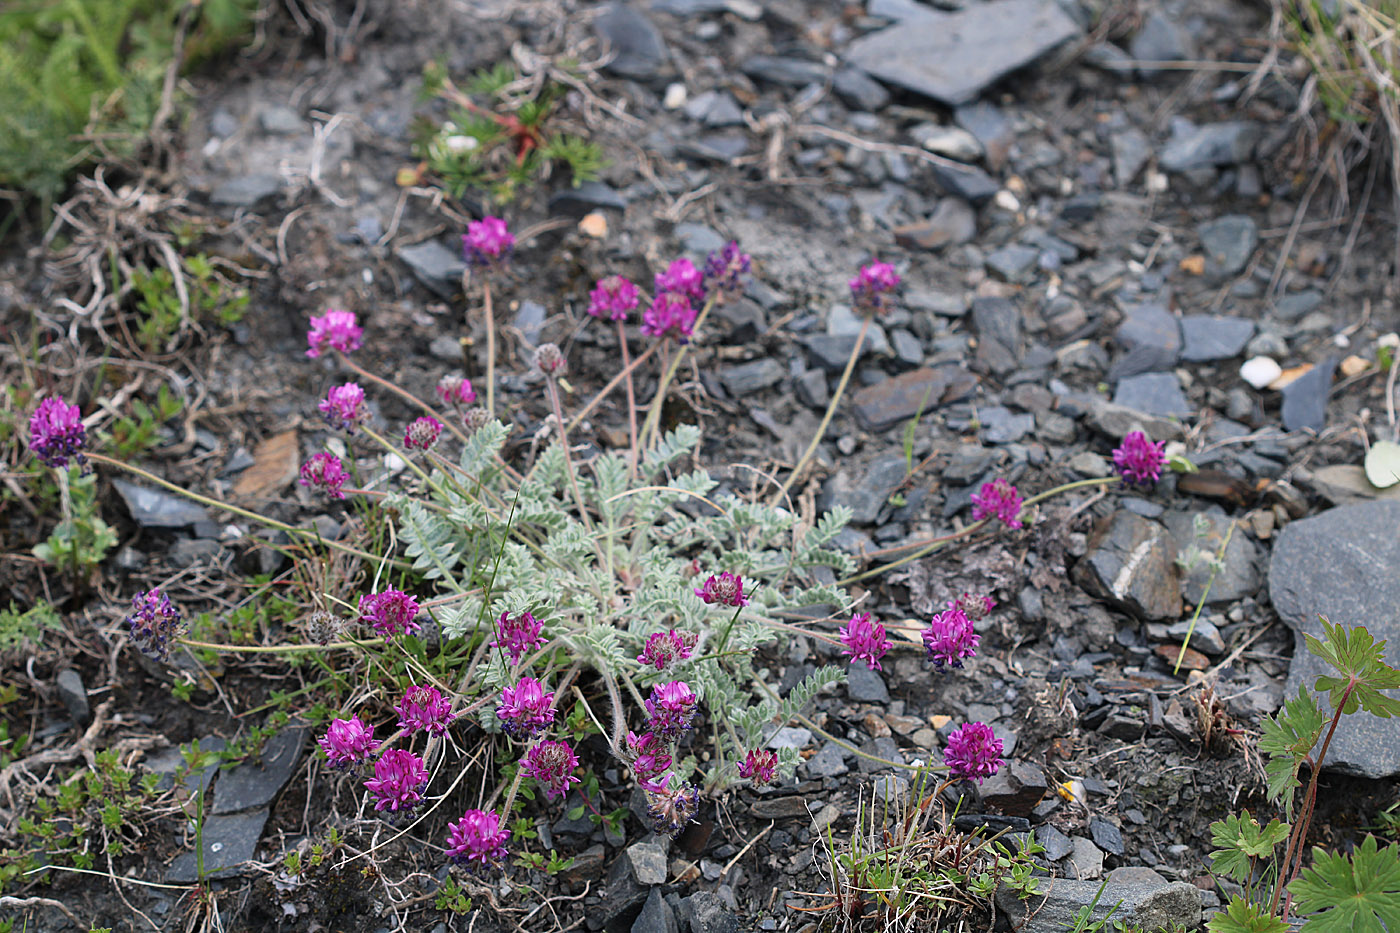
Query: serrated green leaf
xmin=1306 ymin=618 xmax=1400 ymax=718
xmin=1364 ymin=440 xmax=1400 ymax=489
xmin=1257 ymin=687 xmax=1325 ymax=812
xmin=1208 ymin=812 xmax=1289 ymax=885
xmin=1204 ymin=895 xmax=1291 ymax=933
xmin=1289 ymin=835 xmax=1400 ymax=932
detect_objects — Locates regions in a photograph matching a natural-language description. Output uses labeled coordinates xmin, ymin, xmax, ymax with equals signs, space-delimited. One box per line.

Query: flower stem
xmin=336 ymin=354 xmax=472 ymax=448
xmin=545 ymin=376 xmax=595 ymax=536
xmin=751 ymin=676 xmax=932 ymax=774
xmin=177 ymin=636 xmax=385 ymax=654
xmin=84 ymin=453 xmax=408 ymax=569
xmin=565 ymin=341 xmax=660 ymax=434
xmin=483 ymin=281 xmax=496 ymax=418
xmin=772 ymin=316 xmax=871 ymax=506
xmin=618 ymin=320 xmax=639 ymax=478
xmin=639 ymin=294 xmax=718 ymax=452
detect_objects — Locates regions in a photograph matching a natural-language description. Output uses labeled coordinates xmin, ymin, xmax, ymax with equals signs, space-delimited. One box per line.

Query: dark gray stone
xmin=846 ymin=662 xmax=890 ymax=703
xmin=684 ymin=91 xmax=744 ymax=127
xmin=397 ymin=240 xmax=466 ymax=297
xmin=985 ymin=245 xmax=1041 ymax=283
xmin=1162 ymin=509 xmax=1263 ymax=605
xmin=1113 ymin=373 xmax=1192 ymax=418
xmin=945 ymin=444 xmax=1000 ymax=485
xmin=210 ymin=174 xmax=282 ymax=207
xmin=211 ymin=727 xmax=307 ymax=814
xmin=676 ymin=222 xmax=726 ymax=255
xmin=748 ymin=795 xmax=810 ymax=819
xmin=1274 ymin=290 xmax=1323 ymax=322
xmin=971 ymin=296 xmax=1023 ymax=375
xmin=1112 ymin=303 xmax=1180 ymax=379
xmin=678 ymin=133 xmax=748 ymax=162
xmin=550 ymin=181 xmax=628 ymax=214
xmin=1089 ymin=816 xmax=1125 ymax=856
xmin=1130 ymin=11 xmax=1194 ymax=75
xmin=633 ymin=888 xmax=679 ymax=933
xmin=1035 ymin=823 xmax=1074 ymax=861
xmin=980 ymin=407 xmax=1036 ymax=444
xmin=928 ymin=160 xmax=1000 ymax=204
xmin=145 ymin=736 xmax=226 ymax=795
xmin=514 ymin=300 xmax=546 ymax=347
xmin=845 ymin=0 xmax=1081 ymax=106
xmin=55 ymin=669 xmax=90 ymax=725
xmin=795 ymin=369 xmax=829 ymax=408
xmin=833 ymin=67 xmax=890 ymax=111
xmin=1180 ymin=316 xmax=1255 ymax=362
xmin=720 ymin=358 xmax=784 ymax=396
xmin=1270 ymin=501 xmax=1400 ymax=778
xmin=820 ymin=455 xmax=908 ymax=525
xmin=1280 ymin=357 xmax=1336 ymax=432
xmin=996 ymin=878 xmax=1201 ymax=933
xmin=741 ymin=55 xmax=827 ymax=87
xmin=626 ymin=841 xmax=668 ymax=886
xmin=806 ymin=334 xmax=872 ymax=372
xmin=1159 ymin=121 xmax=1259 ymax=172
xmin=978 ymin=760 xmax=1047 ymax=817
xmin=113 ymin=479 xmax=211 ymax=528
xmin=681 ymin=891 xmax=740 ymax=933
xmin=604 ymin=846 xmax=652 ymax=933
xmin=258 ymin=105 xmax=302 ymax=135
xmin=1199 ymin=215 xmax=1259 ymax=280
xmin=955 ymin=101 xmax=1014 ymax=169
xmin=1111 ymin=127 xmax=1152 ymax=186
xmin=167 ymin=808 xmax=269 ymax=881
xmin=805 ymin=742 xmax=849 ymax=778
xmin=597 ymin=4 xmax=668 ymax=79
xmin=852 ymin=366 xmax=977 ymax=431
xmin=894 ymin=198 xmax=977 ymax=250
xmin=1074 ymin=511 xmax=1183 ymax=620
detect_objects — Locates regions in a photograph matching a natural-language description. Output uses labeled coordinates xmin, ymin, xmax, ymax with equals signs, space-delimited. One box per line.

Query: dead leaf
xmin=234 ymin=429 xmax=300 ymax=500
xmin=1178 ymin=255 xmax=1205 ymax=276
xmin=1155 ymin=643 xmax=1210 ymax=672
xmin=1339 ymin=354 xmax=1370 ymax=378
xmin=1268 ymin=363 xmax=1312 ymax=390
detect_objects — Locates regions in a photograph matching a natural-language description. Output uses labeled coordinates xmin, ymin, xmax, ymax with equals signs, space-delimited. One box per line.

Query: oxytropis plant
xmin=27 ymin=221 xmax=1204 ymax=899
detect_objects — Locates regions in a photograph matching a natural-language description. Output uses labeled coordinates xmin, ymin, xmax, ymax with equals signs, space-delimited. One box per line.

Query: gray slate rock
xmin=55 ymin=669 xmax=90 ymax=725
xmin=258 ymin=105 xmax=302 ymax=135
xmin=1112 ymin=303 xmax=1180 ymax=380
xmin=851 ymin=366 xmax=977 ymax=431
xmin=210 ymin=174 xmax=282 ymax=207
xmin=397 ymin=240 xmax=466 ymax=297
xmin=846 ymin=662 xmax=890 ymax=703
xmin=1280 ymin=357 xmax=1336 ymax=432
xmin=845 ymin=0 xmax=1081 ymax=106
xmin=1111 ymin=127 xmax=1152 ymax=186
xmin=985 ymin=244 xmax=1040 ymax=283
xmin=1274 ymin=290 xmax=1323 ymax=322
xmin=1199 ymin=215 xmax=1259 ymax=280
xmin=805 ymin=742 xmax=850 ymax=778
xmin=1113 ymin=372 xmax=1192 ymax=418
xmin=894 ymin=198 xmax=977 ymax=250
xmin=720 ymin=358 xmax=784 ymax=396
xmin=1159 ymin=121 xmax=1259 ymax=172
xmin=971 ymin=296 xmax=1024 ymax=374
xmin=211 ymin=727 xmax=307 ymax=814
xmin=1162 ymin=509 xmax=1263 ymax=605
xmin=113 ymin=479 xmax=211 ymax=528
xmin=633 ymin=888 xmax=679 ymax=933
xmin=1269 ymin=501 xmax=1400 ymax=778
xmin=833 ymin=67 xmax=890 ymax=111
xmin=1180 ymin=316 xmax=1255 ymax=361
xmin=1035 ymin=823 xmax=1074 ymax=861
xmin=145 ymin=736 xmax=226 ymax=795
xmin=928 ymin=160 xmax=1000 ymax=204
xmin=1130 ymin=11 xmax=1195 ymax=75
xmin=167 ymin=808 xmax=269 ymax=881
xmin=550 ymin=181 xmax=628 ymax=214
xmin=997 ymin=877 xmax=1201 ymax=932
xmin=597 ymin=4 xmax=668 ymax=79
xmin=681 ymin=892 xmax=740 ymax=933
xmin=742 ymin=55 xmax=827 ymax=87
xmin=1074 ymin=511 xmax=1183 ymax=620
xmin=626 ymin=841 xmax=668 ymax=886
xmin=821 ymin=455 xmax=908 ymax=524
xmin=1089 ymin=815 xmax=1125 ymax=856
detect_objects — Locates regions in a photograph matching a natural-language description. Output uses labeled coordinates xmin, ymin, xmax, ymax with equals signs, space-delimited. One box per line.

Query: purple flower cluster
xmin=849 ymin=261 xmax=901 ymax=316
xmin=641 ymin=771 xmax=702 ymax=837
xmin=637 ymin=629 xmax=697 ymax=671
xmin=403 ymin=416 xmax=442 ymax=451
xmin=1112 ymin=430 xmax=1167 ymax=486
xmin=737 ymin=748 xmax=777 ymax=786
xmin=358 ymin=588 xmax=422 ymax=641
xmin=319 ymin=715 xmax=376 ymax=770
xmin=437 ymin=375 xmax=477 ymax=407
xmin=446 ymin=808 xmax=511 ymax=870
xmin=839 ymin=612 xmax=889 ymax=672
xmin=625 ymin=730 xmax=673 ymax=782
xmin=126 ymin=589 xmax=183 ymax=662
xmin=496 ymin=675 xmax=555 ymax=739
xmin=318 ymin=382 xmax=367 ymax=433
xmin=395 ymin=685 xmax=455 ymax=737
xmin=28 ymin=397 xmax=87 ymax=469
xmin=534 ymin=342 xmax=566 ymax=376
xmin=943 ymin=722 xmax=1003 ymax=784
xmin=299 ymin=452 xmax=348 ymax=499
xmin=694 ymin=571 xmax=748 ymax=608
xmin=644 ymin=681 xmax=698 ymax=740
xmin=640 ymin=292 xmax=697 ymax=342
xmin=305 ymin=309 xmax=363 ymax=359
xmin=522 ymin=739 xmax=582 ymax=801
xmin=971 ymin=478 xmax=1023 ymax=529
xmin=494 ymin=610 xmax=545 ymax=665
xmin=923 ymin=607 xmax=979 ymax=670
xmin=655 ymin=257 xmax=705 ymax=302
xmin=587 ymin=275 xmax=639 ymax=322
xmin=462 ymin=216 xmax=514 ymax=266
xmin=703 ymin=241 xmax=750 ymax=300
xmin=364 ymin=748 xmax=429 ymax=812
xmin=949 ymin=593 xmax=996 ymax=622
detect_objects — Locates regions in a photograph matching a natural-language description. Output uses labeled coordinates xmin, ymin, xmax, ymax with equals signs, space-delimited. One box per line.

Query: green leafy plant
xmin=106 ymin=382 xmax=183 ymax=459
xmin=0 ymin=600 xmax=61 ymax=651
xmin=1206 ymin=616 xmax=1400 ymax=931
xmin=32 ymin=466 xmax=117 ymax=577
xmin=131 ymin=253 xmax=250 ymax=353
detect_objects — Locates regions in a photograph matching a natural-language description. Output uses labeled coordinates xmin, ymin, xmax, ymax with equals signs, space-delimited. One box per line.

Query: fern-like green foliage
xmin=391 ymin=421 xmax=851 ymax=787
xmin=1257 ymin=687 xmax=1324 ymax=816
xmin=1207 ymin=812 xmax=1288 ymax=887
xmin=1289 ymin=835 xmax=1400 ymax=931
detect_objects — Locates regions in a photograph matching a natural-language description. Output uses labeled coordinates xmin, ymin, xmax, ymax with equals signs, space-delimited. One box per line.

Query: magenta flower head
xmin=534 ymin=342 xmax=566 ymax=377
xmin=949 ymin=593 xmax=997 ymax=622
xmin=126 ymin=589 xmax=183 ymax=662
xmin=364 ymin=748 xmax=429 ymax=812
xmin=497 ymin=675 xmax=555 ymax=739
xmin=446 ymin=808 xmax=511 ymax=871
xmin=493 ymin=610 xmax=545 ymax=665
xmin=319 ymin=715 xmax=376 ymax=770
xmin=28 ymin=396 xmax=87 ymax=469
xmin=703 ymin=241 xmax=751 ymax=301
xmin=463 ymin=216 xmax=515 ymax=266
xmin=403 ymin=416 xmax=443 ymax=451
xmin=655 ymin=257 xmax=706 ymax=302
xmin=839 ymin=612 xmax=889 ymax=672
xmin=358 ymin=588 xmax=422 ymax=641
xmin=943 ymin=722 xmax=1004 ymax=784
xmin=849 ymin=260 xmax=901 ymax=316
xmin=522 ymin=739 xmax=582 ymax=802
xmin=640 ymin=292 xmax=697 ymax=343
xmin=299 ymin=452 xmax=349 ymax=500
xmin=1112 ymin=430 xmax=1167 ymax=486
xmin=738 ymin=748 xmax=778 ymax=786
xmin=462 ymin=406 xmax=491 ymax=435
xmin=318 ymin=382 xmax=367 ymax=433
xmin=396 ymin=684 xmax=456 ymax=736
xmin=637 ymin=629 xmax=697 ymax=671
xmin=305 ymin=309 xmax=363 ymax=359
xmin=625 ymin=730 xmax=673 ymax=782
xmin=587 ymin=275 xmax=639 ymax=322
xmin=923 ymin=607 xmax=979 ymax=670
xmin=437 ymin=374 xmax=477 ymax=407
xmin=694 ymin=571 xmax=748 ymax=608
xmin=642 ymin=771 xmax=702 ymax=838
xmin=971 ymin=478 xmax=1023 ymax=530
xmin=644 ymin=681 xmax=698 ymax=740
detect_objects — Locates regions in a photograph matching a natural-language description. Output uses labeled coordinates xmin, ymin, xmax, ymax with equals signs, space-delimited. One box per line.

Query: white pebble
xmin=663 ymin=83 xmax=687 ymax=109
xmin=1241 ymin=356 xmax=1283 ymax=390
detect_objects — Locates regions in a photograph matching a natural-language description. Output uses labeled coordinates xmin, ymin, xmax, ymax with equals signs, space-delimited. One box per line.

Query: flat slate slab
xmin=166 ymin=808 xmax=269 ymax=882
xmin=1269 ymin=501 xmax=1400 ymax=778
xmin=211 ymin=726 xmax=307 ymax=814
xmin=851 ymin=366 xmax=976 ymax=431
xmin=845 ymin=0 xmax=1082 ymax=106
